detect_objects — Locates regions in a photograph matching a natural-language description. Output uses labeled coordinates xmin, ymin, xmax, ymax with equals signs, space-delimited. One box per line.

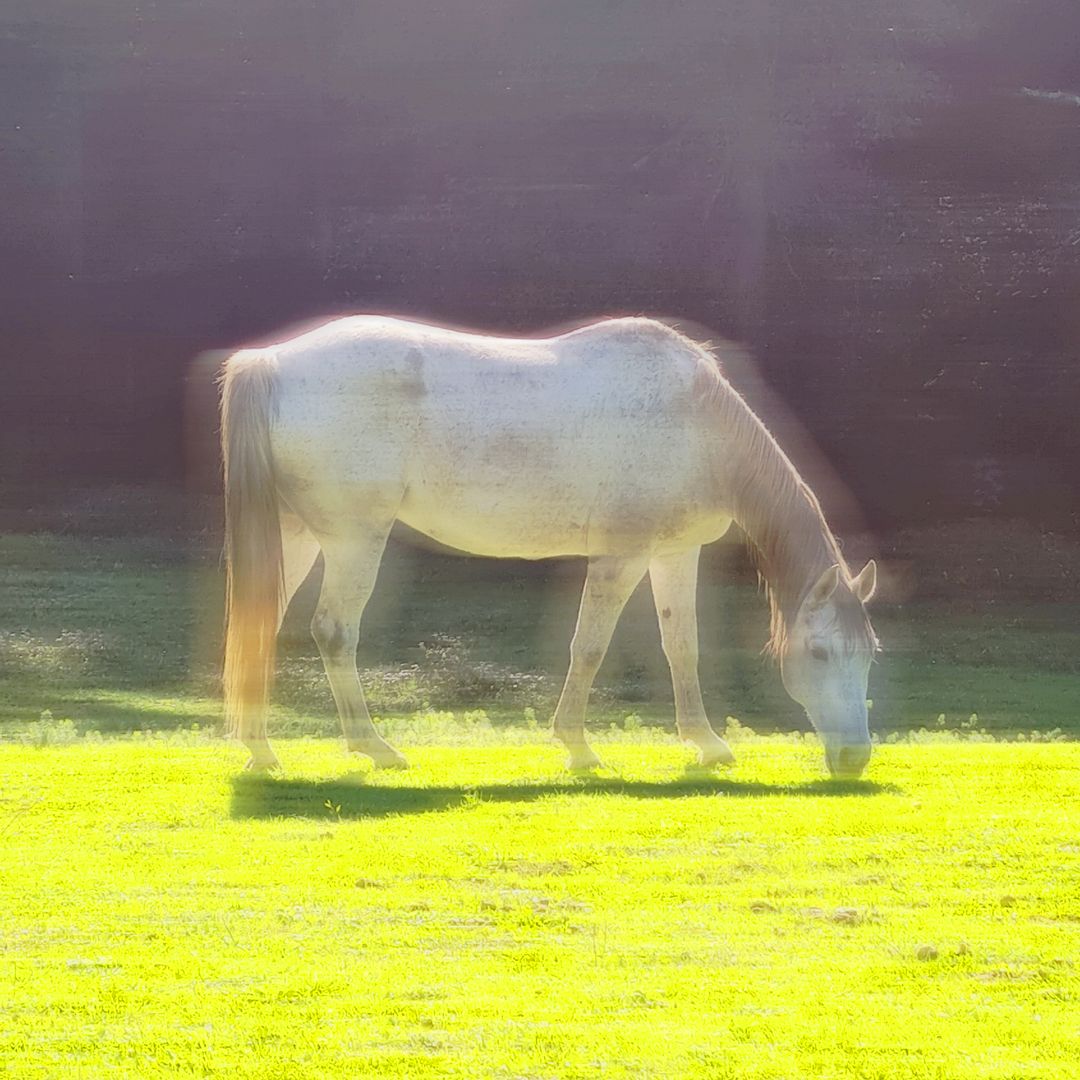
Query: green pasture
xmin=1 ymin=529 xmax=1079 ymax=1076
xmin=2 ymin=736 xmax=1078 ymax=1078
xmin=1 ymin=531 xmax=1079 ymax=740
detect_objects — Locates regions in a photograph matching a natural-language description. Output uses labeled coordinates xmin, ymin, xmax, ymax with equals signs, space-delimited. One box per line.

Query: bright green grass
xmin=2 ymin=736 xmax=1078 ymax=1078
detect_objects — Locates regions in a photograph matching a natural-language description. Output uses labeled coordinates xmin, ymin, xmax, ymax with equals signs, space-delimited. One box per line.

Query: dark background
xmin=3 ymin=0 xmax=1078 ymax=534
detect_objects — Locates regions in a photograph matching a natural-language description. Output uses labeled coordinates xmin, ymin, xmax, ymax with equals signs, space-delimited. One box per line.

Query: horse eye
xmin=810 ymin=644 xmax=829 ymax=662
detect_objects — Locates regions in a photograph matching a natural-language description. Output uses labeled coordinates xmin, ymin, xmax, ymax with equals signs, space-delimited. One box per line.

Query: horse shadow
xmin=230 ymin=770 xmax=896 ymax=820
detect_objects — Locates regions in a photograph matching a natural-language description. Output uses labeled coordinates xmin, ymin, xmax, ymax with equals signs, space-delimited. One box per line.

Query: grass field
xmin=1 ymin=527 xmax=1079 ymax=1076
xmin=2 ymin=530 xmax=1079 ymax=741
xmin=2 ymin=735 xmax=1078 ymax=1078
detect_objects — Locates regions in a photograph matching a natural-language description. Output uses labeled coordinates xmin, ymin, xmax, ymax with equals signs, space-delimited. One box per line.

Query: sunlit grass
xmin=1 ymin=530 xmax=1077 ymax=1073
xmin=1 ymin=736 xmax=1077 ymax=1078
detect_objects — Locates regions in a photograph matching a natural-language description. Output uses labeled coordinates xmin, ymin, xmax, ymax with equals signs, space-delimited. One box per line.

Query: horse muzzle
xmin=825 ymin=742 xmax=872 ymax=779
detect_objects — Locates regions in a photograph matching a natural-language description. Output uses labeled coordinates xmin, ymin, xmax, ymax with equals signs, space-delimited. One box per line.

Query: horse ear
xmin=805 ymin=564 xmax=840 ymax=610
xmin=851 ymin=560 xmax=877 ymax=604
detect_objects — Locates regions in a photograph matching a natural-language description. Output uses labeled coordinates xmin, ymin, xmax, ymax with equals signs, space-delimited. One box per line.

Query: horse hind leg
xmin=279 ymin=510 xmax=321 ymax=632
xmin=311 ymin=527 xmax=407 ymax=769
xmin=649 ymin=547 xmax=734 ymax=767
xmin=552 ymin=554 xmax=650 ymax=770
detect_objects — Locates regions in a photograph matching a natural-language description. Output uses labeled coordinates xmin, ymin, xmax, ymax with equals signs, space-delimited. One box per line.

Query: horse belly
xmin=398 ymin=457 xmax=594 ymax=558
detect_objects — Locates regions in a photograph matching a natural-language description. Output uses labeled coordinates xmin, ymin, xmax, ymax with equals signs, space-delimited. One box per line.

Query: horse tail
xmin=219 ymin=349 xmax=282 ymax=742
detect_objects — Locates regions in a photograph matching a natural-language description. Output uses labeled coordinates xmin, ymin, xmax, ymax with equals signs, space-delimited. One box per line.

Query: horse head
xmin=779 ymin=560 xmax=878 ymax=778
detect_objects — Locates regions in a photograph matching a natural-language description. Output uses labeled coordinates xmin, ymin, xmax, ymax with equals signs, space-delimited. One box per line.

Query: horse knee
xmin=570 ymin=642 xmax=606 ymax=673
xmin=311 ymin=610 xmax=354 ymax=660
xmin=661 ymin=636 xmax=698 ymax=669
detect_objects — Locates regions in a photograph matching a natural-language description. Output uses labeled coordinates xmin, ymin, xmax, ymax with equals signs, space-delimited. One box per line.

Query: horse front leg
xmin=649 ymin=546 xmax=734 ymax=767
xmin=311 ymin=528 xmax=408 ymax=769
xmin=552 ymin=554 xmax=649 ymax=769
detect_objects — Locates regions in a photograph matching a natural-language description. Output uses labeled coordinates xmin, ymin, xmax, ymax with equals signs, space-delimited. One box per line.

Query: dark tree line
xmin=2 ymin=0 xmax=1078 ymax=530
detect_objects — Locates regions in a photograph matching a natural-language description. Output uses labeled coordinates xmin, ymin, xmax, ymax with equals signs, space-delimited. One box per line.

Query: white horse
xmin=220 ymin=315 xmax=878 ymax=777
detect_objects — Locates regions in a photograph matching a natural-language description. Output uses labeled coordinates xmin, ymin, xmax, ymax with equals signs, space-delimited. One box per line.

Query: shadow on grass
xmin=230 ymin=772 xmax=897 ymax=820
xmin=0 ymin=687 xmax=219 ymax=732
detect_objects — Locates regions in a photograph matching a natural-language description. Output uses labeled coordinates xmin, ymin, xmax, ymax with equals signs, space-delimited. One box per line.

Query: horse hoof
xmin=697 ymin=742 xmax=736 ymax=768
xmin=373 ymin=752 xmax=409 ymax=770
xmin=245 ymin=755 xmax=281 ymax=773
xmin=350 ymin=744 xmax=409 ymax=770
xmin=566 ymin=749 xmax=603 ymax=771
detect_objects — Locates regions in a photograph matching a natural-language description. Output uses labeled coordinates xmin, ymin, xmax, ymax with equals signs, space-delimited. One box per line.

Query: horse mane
xmin=686 ymin=334 xmax=878 ymax=660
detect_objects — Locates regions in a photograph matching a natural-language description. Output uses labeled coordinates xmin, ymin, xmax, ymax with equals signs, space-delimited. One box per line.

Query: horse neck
xmin=717 ymin=391 xmax=845 ymax=646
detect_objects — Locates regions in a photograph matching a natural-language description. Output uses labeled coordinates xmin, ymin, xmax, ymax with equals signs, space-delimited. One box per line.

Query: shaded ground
xmin=1 ymin=514 xmax=1078 ymax=739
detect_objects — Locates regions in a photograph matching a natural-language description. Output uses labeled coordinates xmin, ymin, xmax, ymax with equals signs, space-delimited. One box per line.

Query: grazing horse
xmin=220 ymin=316 xmax=878 ymax=777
